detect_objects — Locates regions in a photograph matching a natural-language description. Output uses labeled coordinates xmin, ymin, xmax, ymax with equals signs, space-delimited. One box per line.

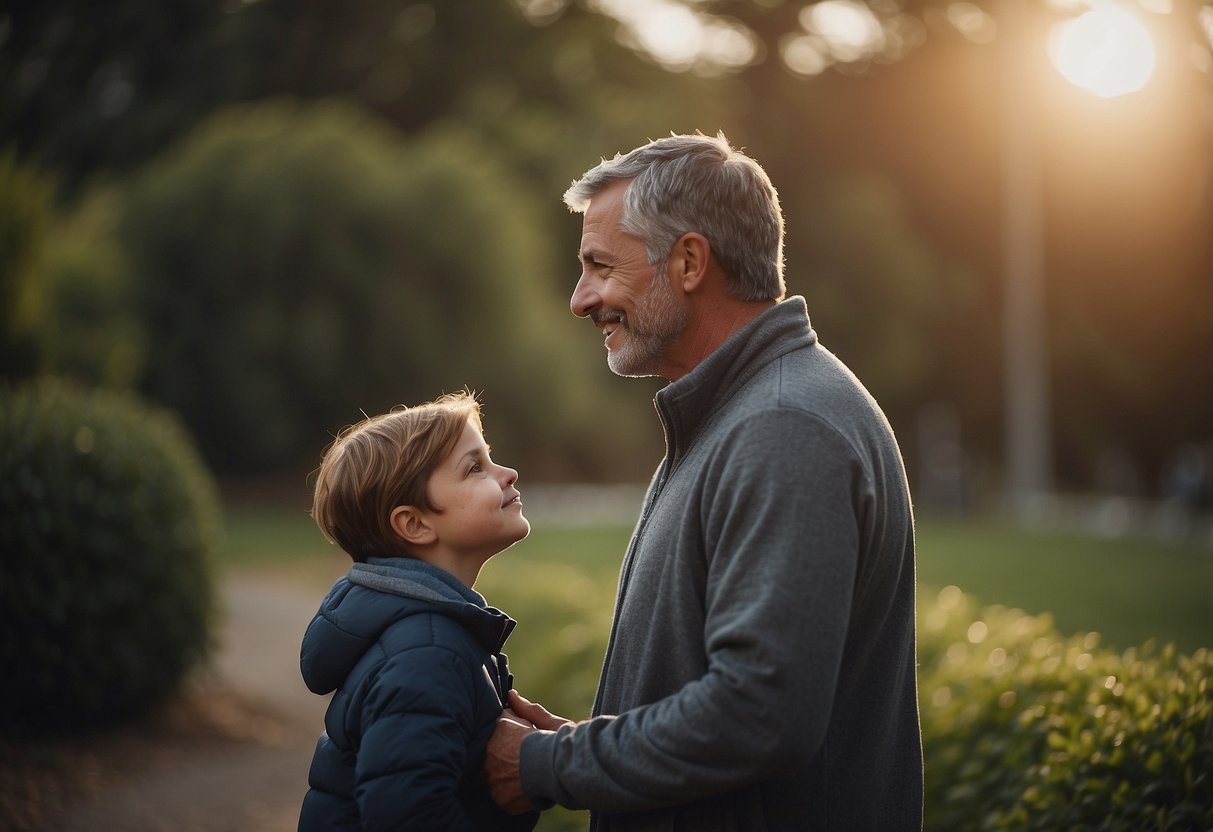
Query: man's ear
xmin=390 ymin=505 xmax=436 ymax=547
xmin=672 ymin=232 xmax=711 ymax=293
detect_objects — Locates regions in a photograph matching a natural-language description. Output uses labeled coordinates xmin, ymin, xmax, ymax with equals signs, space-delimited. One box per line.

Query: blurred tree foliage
xmin=0 ymin=0 xmax=246 ymax=195
xmin=41 ymin=189 xmax=146 ymax=390
xmin=0 ymin=150 xmax=54 ymax=380
xmin=706 ymin=0 xmax=1213 ymax=496
xmin=0 ymin=0 xmax=719 ymax=196
xmin=2 ymin=0 xmax=1210 ymax=494
xmin=116 ymin=99 xmax=657 ymax=478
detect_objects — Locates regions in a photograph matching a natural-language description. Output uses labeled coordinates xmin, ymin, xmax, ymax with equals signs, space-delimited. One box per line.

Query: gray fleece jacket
xmin=519 ymin=297 xmax=922 ymax=831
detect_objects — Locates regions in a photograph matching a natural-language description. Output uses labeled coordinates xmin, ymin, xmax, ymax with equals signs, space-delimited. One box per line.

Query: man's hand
xmin=485 ymin=691 xmax=574 ymax=814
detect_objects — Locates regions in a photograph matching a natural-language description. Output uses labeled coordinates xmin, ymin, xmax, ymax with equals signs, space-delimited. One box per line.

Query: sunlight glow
xmin=780 ymin=33 xmax=831 ymax=76
xmin=1137 ymin=0 xmax=1172 ymax=13
xmin=945 ymin=2 xmax=996 ymax=45
xmin=513 ymin=0 xmax=569 ymax=25
xmin=589 ymin=0 xmax=757 ymax=73
xmin=1048 ymin=5 xmax=1156 ymax=98
xmin=799 ymin=1 xmax=885 ymax=63
xmin=1201 ymin=6 xmax=1213 ymax=50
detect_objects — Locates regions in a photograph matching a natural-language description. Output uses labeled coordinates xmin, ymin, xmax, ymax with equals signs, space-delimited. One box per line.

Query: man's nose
xmin=570 ymin=271 xmax=598 ymax=318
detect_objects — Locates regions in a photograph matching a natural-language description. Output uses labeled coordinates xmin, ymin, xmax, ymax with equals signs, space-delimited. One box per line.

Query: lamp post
xmin=1000 ymin=0 xmax=1052 ymax=520
xmin=998 ymin=0 xmax=1156 ymax=522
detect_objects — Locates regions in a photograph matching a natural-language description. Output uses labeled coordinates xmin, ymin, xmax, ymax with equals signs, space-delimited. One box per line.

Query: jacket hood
xmin=299 ymin=558 xmax=516 ymax=695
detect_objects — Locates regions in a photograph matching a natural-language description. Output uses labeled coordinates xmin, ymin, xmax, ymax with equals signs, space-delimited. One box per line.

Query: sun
xmin=1048 ymin=5 xmax=1157 ymax=98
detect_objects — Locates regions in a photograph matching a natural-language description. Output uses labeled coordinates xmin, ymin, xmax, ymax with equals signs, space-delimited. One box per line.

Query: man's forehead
xmin=581 ymin=188 xmax=627 ymax=240
xmin=584 ymin=179 xmax=629 ymax=216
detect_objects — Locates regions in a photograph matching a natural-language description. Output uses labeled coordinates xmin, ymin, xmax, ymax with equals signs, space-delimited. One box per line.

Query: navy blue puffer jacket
xmin=298 ymin=557 xmax=538 ymax=832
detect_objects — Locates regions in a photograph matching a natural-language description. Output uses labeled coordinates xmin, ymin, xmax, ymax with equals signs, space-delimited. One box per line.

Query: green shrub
xmin=919 ymin=585 xmax=1212 ymax=831
xmin=117 ymin=99 xmax=635 ymax=479
xmin=41 ymin=188 xmax=145 ymax=389
xmin=0 ymin=379 xmax=220 ymax=735
xmin=0 ymin=149 xmax=55 ymax=381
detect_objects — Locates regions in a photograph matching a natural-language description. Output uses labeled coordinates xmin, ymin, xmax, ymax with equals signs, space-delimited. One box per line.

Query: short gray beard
xmin=607 ymin=261 xmax=688 ymax=378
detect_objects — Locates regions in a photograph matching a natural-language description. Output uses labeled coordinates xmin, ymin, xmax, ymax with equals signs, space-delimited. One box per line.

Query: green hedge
xmin=919 ymin=585 xmax=1212 ymax=830
xmin=0 ymin=379 xmax=220 ymax=735
xmin=117 ymin=99 xmax=633 ymax=479
xmin=0 ymin=149 xmax=55 ymax=380
xmin=482 ymin=547 xmax=1211 ymax=832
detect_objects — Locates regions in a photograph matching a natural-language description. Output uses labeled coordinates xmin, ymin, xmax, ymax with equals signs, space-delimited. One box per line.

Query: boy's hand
xmin=507 ymin=690 xmax=574 ymax=731
xmin=485 ymin=691 xmax=574 ymax=814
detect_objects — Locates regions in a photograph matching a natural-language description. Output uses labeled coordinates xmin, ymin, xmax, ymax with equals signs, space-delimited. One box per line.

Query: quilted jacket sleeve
xmin=355 ymin=644 xmax=482 ymax=832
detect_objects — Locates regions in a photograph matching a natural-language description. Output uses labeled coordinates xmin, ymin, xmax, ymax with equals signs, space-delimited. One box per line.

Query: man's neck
xmin=663 ymin=297 xmax=778 ymax=381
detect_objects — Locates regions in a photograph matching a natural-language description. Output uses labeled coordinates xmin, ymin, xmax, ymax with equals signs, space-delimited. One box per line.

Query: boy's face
xmin=422 ymin=419 xmax=529 ymax=561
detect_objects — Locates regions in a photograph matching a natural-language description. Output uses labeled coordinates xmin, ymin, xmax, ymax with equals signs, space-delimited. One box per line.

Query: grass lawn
xmin=219 ymin=502 xmax=1212 ymax=655
xmin=219 ymin=501 xmax=1211 ymax=832
xmin=916 ymin=519 xmax=1212 ymax=655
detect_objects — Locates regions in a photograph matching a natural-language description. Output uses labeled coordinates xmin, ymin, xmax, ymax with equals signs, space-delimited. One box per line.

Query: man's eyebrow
xmin=580 ymin=248 xmax=607 ymax=264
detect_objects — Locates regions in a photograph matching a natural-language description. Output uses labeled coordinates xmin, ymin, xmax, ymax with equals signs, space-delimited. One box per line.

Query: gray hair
xmin=563 ymin=132 xmax=785 ymax=302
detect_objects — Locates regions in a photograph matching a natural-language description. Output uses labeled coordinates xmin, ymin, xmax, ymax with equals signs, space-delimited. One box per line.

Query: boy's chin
xmin=506 ymin=519 xmax=531 ymax=547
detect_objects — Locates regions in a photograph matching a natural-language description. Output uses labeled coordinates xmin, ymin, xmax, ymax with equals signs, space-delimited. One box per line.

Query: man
xmin=485 ymin=132 xmax=923 ymax=830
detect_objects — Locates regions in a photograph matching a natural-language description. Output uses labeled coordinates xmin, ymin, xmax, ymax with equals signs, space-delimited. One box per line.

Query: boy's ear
xmin=390 ymin=505 xmax=436 ymax=547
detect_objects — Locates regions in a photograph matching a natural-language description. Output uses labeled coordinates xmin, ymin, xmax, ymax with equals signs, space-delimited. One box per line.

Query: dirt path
xmin=44 ymin=572 xmax=334 ymax=832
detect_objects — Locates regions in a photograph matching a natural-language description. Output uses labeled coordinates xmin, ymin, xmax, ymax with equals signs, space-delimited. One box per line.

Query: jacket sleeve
xmin=355 ymin=644 xmax=483 ymax=832
xmin=520 ymin=408 xmax=866 ymax=811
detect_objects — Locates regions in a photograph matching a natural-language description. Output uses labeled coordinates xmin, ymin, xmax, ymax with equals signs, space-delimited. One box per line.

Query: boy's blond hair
xmin=311 ymin=391 xmax=481 ymax=562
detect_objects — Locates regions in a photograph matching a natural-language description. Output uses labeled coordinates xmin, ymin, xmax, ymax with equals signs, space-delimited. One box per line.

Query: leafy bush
xmin=0 ymin=149 xmax=55 ymax=381
xmin=0 ymin=379 xmax=220 ymax=735
xmin=117 ymin=98 xmax=645 ymax=479
xmin=40 ymin=188 xmax=145 ymax=389
xmin=478 ymin=554 xmax=613 ymax=832
xmin=918 ymin=585 xmax=1212 ymax=831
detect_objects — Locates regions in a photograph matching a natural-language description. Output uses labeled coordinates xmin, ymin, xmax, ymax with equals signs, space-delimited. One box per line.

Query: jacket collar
xmin=301 ymin=557 xmax=518 ymax=696
xmin=654 ymin=296 xmax=816 ymax=462
xmin=348 ymin=558 xmax=515 ymax=652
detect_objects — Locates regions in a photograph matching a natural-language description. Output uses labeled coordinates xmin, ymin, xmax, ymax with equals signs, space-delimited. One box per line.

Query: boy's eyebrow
xmin=456 ymin=444 xmax=490 ymax=468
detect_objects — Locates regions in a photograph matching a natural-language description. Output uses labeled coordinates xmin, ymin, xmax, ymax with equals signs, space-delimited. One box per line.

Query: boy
xmin=298 ymin=391 xmax=538 ymax=831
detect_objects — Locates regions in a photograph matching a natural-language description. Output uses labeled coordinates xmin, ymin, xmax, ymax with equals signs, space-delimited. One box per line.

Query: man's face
xmin=570 ymin=180 xmax=688 ymax=379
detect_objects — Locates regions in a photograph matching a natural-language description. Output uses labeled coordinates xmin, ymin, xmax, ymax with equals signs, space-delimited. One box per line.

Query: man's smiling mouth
xmin=597 ymin=311 xmax=625 ymax=338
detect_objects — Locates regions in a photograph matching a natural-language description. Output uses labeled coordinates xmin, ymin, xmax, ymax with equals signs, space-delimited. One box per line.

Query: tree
xmin=0 ymin=150 xmax=55 ymax=381
xmin=621 ymin=0 xmax=1213 ymax=496
xmin=0 ymin=0 xmax=244 ymax=194
xmin=117 ymin=98 xmax=656 ymax=479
